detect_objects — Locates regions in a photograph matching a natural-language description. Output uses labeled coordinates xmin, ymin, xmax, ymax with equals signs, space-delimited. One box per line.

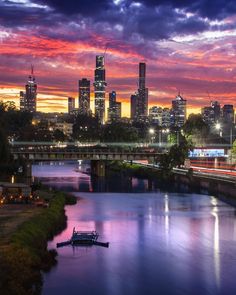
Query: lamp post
xmin=149 ymin=128 xmax=155 ymax=144
xmin=230 ymin=125 xmax=236 ymax=147
xmin=162 ymin=128 xmax=170 ymax=146
xmin=215 ymin=123 xmax=222 ymax=137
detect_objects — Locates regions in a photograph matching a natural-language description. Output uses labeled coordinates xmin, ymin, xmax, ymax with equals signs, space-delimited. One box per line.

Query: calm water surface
xmin=33 ymin=163 xmax=236 ymax=295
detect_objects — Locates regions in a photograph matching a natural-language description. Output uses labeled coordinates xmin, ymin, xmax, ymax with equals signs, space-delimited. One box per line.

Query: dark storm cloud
xmin=141 ymin=0 xmax=236 ymax=19
xmin=0 ymin=0 xmax=234 ymax=44
xmin=35 ymin=0 xmax=113 ymax=16
xmin=130 ymin=6 xmax=209 ymax=41
xmin=0 ymin=1 xmax=57 ymax=27
xmin=35 ymin=0 xmax=236 ymax=20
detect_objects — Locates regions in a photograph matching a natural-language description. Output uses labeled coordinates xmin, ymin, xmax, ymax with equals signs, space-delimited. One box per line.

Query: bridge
xmin=11 ymin=144 xmax=164 ymax=161
xmin=10 ymin=141 xmax=232 ymax=177
xmin=10 ymin=142 xmax=165 ymax=177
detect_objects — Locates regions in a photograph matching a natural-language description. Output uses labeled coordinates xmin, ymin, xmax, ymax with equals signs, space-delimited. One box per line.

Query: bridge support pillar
xmin=24 ymin=162 xmax=32 ymax=184
xmin=91 ymin=160 xmax=106 ymax=177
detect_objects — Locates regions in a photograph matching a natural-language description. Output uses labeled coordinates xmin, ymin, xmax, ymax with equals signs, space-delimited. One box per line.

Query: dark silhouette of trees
xmin=159 ymin=139 xmax=191 ymax=176
xmin=53 ymin=129 xmax=66 ymax=142
xmin=0 ymin=101 xmax=33 ymax=140
xmin=183 ymin=114 xmax=209 ymax=145
xmin=73 ymin=113 xmax=101 ymax=141
xmin=102 ymin=122 xmax=139 ymax=142
xmin=0 ymin=128 xmax=9 ymax=163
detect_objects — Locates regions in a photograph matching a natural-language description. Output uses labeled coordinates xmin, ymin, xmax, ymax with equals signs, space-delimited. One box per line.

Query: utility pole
xmin=159 ymin=130 xmax=162 ymax=146
xmin=230 ymin=126 xmax=233 ymax=146
xmin=177 ymin=130 xmax=179 ymax=146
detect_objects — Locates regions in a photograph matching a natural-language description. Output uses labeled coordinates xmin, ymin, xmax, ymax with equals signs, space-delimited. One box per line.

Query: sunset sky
xmin=0 ymin=0 xmax=236 ymax=117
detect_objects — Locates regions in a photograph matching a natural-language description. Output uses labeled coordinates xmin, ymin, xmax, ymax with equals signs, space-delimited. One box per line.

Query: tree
xmin=73 ymin=113 xmax=101 ymax=141
xmin=132 ymin=121 xmax=150 ymax=141
xmin=53 ymin=129 xmax=66 ymax=142
xmin=102 ymin=122 xmax=139 ymax=142
xmin=0 ymin=101 xmax=33 ymax=139
xmin=232 ymin=140 xmax=236 ymax=156
xmin=0 ymin=128 xmax=10 ymax=163
xmin=183 ymin=114 xmax=209 ymax=145
xmin=159 ymin=139 xmax=191 ymax=176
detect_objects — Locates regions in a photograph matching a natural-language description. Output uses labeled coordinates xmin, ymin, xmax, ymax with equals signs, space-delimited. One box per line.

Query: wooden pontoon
xmin=56 ymin=227 xmax=109 ymax=248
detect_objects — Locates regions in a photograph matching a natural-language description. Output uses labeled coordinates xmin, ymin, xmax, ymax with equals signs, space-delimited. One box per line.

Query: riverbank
xmin=0 ymin=190 xmax=77 ymax=295
xmin=107 ymin=161 xmax=236 ymax=201
xmin=107 ymin=161 xmax=161 ymax=179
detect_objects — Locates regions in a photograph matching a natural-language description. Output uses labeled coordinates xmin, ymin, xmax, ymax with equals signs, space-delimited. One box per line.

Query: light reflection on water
xmin=33 ymin=162 xmax=153 ymax=193
xmin=33 ymin=163 xmax=236 ymax=295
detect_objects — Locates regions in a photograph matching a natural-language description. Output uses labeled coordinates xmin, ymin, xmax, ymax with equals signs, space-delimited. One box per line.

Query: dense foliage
xmin=159 ymin=140 xmax=191 ymax=177
xmin=183 ymin=114 xmax=209 ymax=145
xmin=102 ymin=122 xmax=139 ymax=142
xmin=73 ymin=113 xmax=100 ymax=141
xmin=0 ymin=101 xmax=33 ymax=139
xmin=0 ymin=192 xmax=77 ymax=295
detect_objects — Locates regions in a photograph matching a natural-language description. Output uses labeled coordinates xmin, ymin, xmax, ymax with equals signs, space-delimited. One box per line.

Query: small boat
xmin=56 ymin=228 xmax=109 ymax=248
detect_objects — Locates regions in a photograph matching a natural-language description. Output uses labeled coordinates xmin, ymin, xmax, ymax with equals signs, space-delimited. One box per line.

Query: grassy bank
xmin=0 ymin=191 xmax=77 ymax=295
xmin=107 ymin=161 xmax=162 ymax=179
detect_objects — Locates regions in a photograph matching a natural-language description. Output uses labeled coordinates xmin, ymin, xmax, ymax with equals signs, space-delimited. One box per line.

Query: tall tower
xmin=19 ymin=91 xmax=25 ymax=111
xmin=94 ymin=55 xmax=107 ymax=124
xmin=68 ymin=97 xmax=75 ymax=114
xmin=172 ymin=93 xmax=187 ymax=127
xmin=79 ymin=78 xmax=90 ymax=114
xmin=130 ymin=93 xmax=138 ymax=121
xmin=108 ymin=91 xmax=121 ymax=122
xmin=21 ymin=65 xmax=37 ymax=112
xmin=139 ymin=62 xmax=146 ymax=89
xmin=26 ymin=65 xmax=37 ymax=112
xmin=136 ymin=62 xmax=148 ymax=121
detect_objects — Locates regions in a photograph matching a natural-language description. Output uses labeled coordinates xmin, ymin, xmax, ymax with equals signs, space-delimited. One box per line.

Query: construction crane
xmin=207 ymin=91 xmax=211 ymax=101
xmin=103 ymin=44 xmax=109 ymax=66
xmin=104 ymin=44 xmax=108 ymax=56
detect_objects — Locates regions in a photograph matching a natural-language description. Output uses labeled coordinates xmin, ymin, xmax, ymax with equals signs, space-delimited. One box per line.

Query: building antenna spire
xmin=31 ymin=64 xmax=34 ymax=76
xmin=207 ymin=90 xmax=211 ymax=101
xmin=104 ymin=43 xmax=108 ymax=56
xmin=103 ymin=43 xmax=109 ymax=66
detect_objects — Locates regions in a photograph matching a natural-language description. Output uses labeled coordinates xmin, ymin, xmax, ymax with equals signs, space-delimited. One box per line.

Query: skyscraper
xmin=162 ymin=108 xmax=171 ymax=127
xmin=79 ymin=78 xmax=90 ymax=114
xmin=136 ymin=62 xmax=148 ymax=121
xmin=149 ymin=106 xmax=163 ymax=125
xmin=211 ymin=101 xmax=221 ymax=122
xmin=20 ymin=66 xmax=37 ymax=112
xmin=68 ymin=97 xmax=75 ymax=114
xmin=222 ymin=104 xmax=234 ymax=124
xmin=19 ymin=91 xmax=25 ymax=111
xmin=107 ymin=91 xmax=121 ymax=122
xmin=130 ymin=94 xmax=138 ymax=121
xmin=172 ymin=94 xmax=187 ymax=127
xmin=201 ymin=106 xmax=215 ymax=125
xmin=94 ymin=55 xmax=107 ymax=124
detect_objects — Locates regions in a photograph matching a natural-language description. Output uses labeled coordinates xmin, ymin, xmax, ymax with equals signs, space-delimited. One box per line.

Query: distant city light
xmin=215 ymin=123 xmax=221 ymax=130
xmin=149 ymin=128 xmax=155 ymax=135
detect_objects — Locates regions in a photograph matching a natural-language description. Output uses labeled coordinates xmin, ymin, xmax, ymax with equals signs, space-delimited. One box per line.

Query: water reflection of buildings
xmin=211 ymin=197 xmax=220 ymax=289
xmin=164 ymin=194 xmax=169 ymax=246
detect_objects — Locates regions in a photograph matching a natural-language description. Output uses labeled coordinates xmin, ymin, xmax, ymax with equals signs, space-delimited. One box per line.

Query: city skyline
xmin=0 ymin=0 xmax=236 ymax=116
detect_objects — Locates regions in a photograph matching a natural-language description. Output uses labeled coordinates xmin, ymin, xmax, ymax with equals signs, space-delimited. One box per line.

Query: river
xmin=33 ymin=162 xmax=236 ymax=295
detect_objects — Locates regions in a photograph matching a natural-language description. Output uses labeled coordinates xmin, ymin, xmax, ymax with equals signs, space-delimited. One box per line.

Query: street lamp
xmin=149 ymin=128 xmax=155 ymax=144
xmin=215 ymin=123 xmax=222 ymax=137
xmin=161 ymin=128 xmax=170 ymax=146
xmin=230 ymin=125 xmax=236 ymax=146
xmin=149 ymin=128 xmax=155 ymax=135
